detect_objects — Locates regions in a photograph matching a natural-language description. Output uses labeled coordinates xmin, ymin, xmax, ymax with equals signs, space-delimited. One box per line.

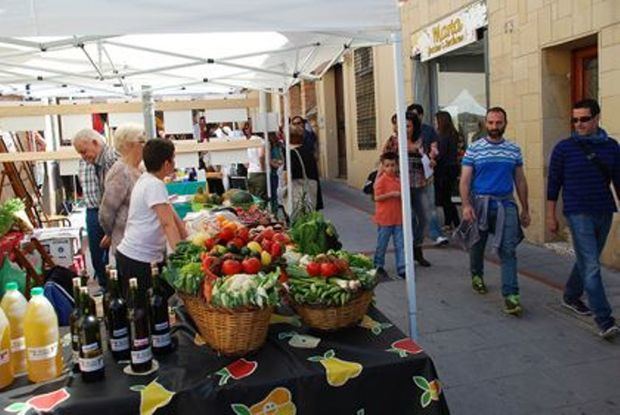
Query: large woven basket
xmin=291 ymin=289 xmax=373 ymax=331
xmin=178 ymin=293 xmax=272 ymax=356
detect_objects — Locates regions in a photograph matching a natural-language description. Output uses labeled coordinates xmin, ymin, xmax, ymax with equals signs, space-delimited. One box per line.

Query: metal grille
xmin=354 ymin=47 xmax=376 ymax=150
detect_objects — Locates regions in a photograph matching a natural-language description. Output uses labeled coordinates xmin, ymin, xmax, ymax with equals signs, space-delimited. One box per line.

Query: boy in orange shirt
xmin=373 ymin=152 xmax=405 ymax=279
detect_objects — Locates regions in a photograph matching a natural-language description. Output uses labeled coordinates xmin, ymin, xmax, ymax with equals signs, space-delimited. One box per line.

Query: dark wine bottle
xmin=78 ymin=287 xmax=105 ymax=382
xmin=128 ymin=278 xmax=153 ymax=373
xmin=106 ymin=270 xmax=130 ymax=361
xmin=149 ymin=264 xmax=172 ymax=356
xmin=102 ymin=265 xmax=112 ymax=320
xmin=70 ymin=277 xmax=82 ymax=373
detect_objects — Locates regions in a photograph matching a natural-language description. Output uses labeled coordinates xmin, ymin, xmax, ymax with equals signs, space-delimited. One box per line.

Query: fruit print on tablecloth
xmin=358 ymin=314 xmax=393 ymax=335
xmin=130 ymin=378 xmax=176 ymax=415
xmin=215 ymin=358 xmax=258 ymax=386
xmin=386 ymin=338 xmax=423 ymax=357
xmin=413 ymin=376 xmax=442 ymax=409
xmin=307 ymin=349 xmax=363 ymax=387
xmin=231 ymin=386 xmax=296 ymax=415
xmin=278 ymin=331 xmax=321 ymax=349
xmin=4 ymin=388 xmax=70 ymax=414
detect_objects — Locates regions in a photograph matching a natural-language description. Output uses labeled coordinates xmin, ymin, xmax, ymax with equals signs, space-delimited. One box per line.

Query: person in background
xmin=407 ymin=103 xmax=449 ymax=246
xmin=98 ymin=124 xmax=145 ymax=266
xmin=460 ymin=107 xmax=530 ymax=316
xmin=373 ymin=152 xmax=405 ymax=280
xmin=434 ymin=111 xmax=461 ymax=230
xmin=73 ymin=128 xmax=118 ymax=291
xmin=292 ymin=115 xmax=318 ymax=159
xmin=383 ymin=113 xmax=432 ymax=266
xmin=289 ymin=125 xmax=324 ymax=211
xmin=269 ymin=132 xmax=285 ymax=212
xmin=546 ymin=98 xmax=620 ymax=339
xmin=245 ymin=123 xmax=267 ymax=199
xmin=116 ymin=139 xmax=188 ymax=296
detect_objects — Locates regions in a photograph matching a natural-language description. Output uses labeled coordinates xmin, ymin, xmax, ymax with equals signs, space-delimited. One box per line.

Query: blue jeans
xmin=86 ymin=208 xmax=109 ymax=289
xmin=424 ymin=183 xmax=444 ymax=240
xmin=564 ymin=213 xmax=614 ymax=330
xmin=269 ymin=171 xmax=279 ymax=213
xmin=410 ymin=187 xmax=427 ymax=247
xmin=374 ymin=225 xmax=405 ymax=275
xmin=469 ymin=204 xmax=520 ymax=297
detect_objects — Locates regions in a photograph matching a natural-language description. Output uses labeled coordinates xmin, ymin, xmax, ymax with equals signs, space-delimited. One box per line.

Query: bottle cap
xmin=110 ymin=269 xmax=118 ymax=279
xmin=5 ymin=282 xmax=18 ymax=291
xmin=30 ymin=287 xmax=44 ymax=296
xmin=129 ymin=278 xmax=138 ymax=287
xmin=72 ymin=277 xmax=81 ymax=286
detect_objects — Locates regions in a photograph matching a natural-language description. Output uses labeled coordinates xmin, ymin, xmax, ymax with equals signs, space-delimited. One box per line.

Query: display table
xmin=0 ymin=307 xmax=449 ymax=414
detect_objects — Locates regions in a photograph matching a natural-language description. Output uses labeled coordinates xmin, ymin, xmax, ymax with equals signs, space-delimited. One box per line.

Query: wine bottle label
xmin=133 ymin=337 xmax=149 ymax=348
xmin=110 ymin=336 xmax=130 ymax=352
xmin=154 ymin=321 xmax=169 ymax=331
xmin=28 ymin=342 xmax=58 ymax=361
xmin=113 ymin=327 xmax=128 ymax=337
xmin=152 ymin=333 xmax=171 ymax=348
xmin=82 ymin=342 xmax=100 ymax=354
xmin=72 ymin=350 xmax=79 ymax=362
xmin=72 ymin=334 xmax=79 ymax=345
xmin=79 ymin=355 xmax=104 ymax=372
xmin=0 ymin=349 xmax=9 ymax=365
xmin=131 ymin=347 xmax=152 ymax=364
xmin=10 ymin=336 xmax=25 ymax=352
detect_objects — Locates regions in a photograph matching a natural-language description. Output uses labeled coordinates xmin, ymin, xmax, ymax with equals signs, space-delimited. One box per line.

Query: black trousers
xmin=434 ymin=166 xmax=460 ymax=228
xmin=115 ymin=250 xmax=167 ymax=299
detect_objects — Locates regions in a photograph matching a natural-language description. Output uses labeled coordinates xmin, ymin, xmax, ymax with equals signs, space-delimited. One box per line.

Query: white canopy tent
xmin=0 ymin=0 xmax=420 ymax=339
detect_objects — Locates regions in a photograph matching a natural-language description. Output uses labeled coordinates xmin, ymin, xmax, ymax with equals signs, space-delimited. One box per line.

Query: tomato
xmin=261 ymin=239 xmax=272 ymax=253
xmin=270 ymin=242 xmax=282 ymax=258
xmin=205 ymin=237 xmax=217 ymax=250
xmin=278 ymin=269 xmax=289 ymax=284
xmin=231 ymin=237 xmax=245 ymax=249
xmin=241 ymin=257 xmax=262 ymax=274
xmin=272 ymin=233 xmax=288 ymax=244
xmin=221 ymin=259 xmax=242 ymax=275
xmin=261 ymin=228 xmax=275 ymax=240
xmin=333 ymin=258 xmax=349 ymax=273
xmin=237 ymin=227 xmax=250 ymax=243
xmin=320 ymin=262 xmax=339 ymax=277
xmin=219 ymin=228 xmax=235 ymax=242
xmin=306 ymin=262 xmax=322 ymax=277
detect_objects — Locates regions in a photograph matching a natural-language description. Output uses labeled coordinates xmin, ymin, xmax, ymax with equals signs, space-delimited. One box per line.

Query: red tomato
xmin=237 ymin=227 xmax=250 ymax=243
xmin=205 ymin=238 xmax=217 ymax=250
xmin=219 ymin=228 xmax=235 ymax=242
xmin=272 ymin=233 xmax=288 ymax=244
xmin=261 ymin=239 xmax=272 ymax=253
xmin=242 ymin=257 xmax=261 ymax=274
xmin=306 ymin=262 xmax=322 ymax=277
xmin=221 ymin=259 xmax=242 ymax=275
xmin=270 ymin=242 xmax=282 ymax=258
xmin=333 ymin=258 xmax=349 ymax=273
xmin=231 ymin=237 xmax=245 ymax=249
xmin=261 ymin=228 xmax=275 ymax=240
xmin=320 ymin=262 xmax=339 ymax=277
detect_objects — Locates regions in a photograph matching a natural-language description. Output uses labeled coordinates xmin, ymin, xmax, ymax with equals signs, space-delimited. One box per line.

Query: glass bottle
xmin=149 ymin=264 xmax=172 ymax=356
xmin=128 ymin=278 xmax=152 ymax=373
xmin=106 ymin=271 xmax=130 ymax=361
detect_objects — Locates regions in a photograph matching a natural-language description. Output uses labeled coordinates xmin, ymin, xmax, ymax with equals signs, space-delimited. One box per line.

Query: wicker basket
xmin=291 ymin=289 xmax=373 ymax=331
xmin=178 ymin=293 xmax=272 ymax=356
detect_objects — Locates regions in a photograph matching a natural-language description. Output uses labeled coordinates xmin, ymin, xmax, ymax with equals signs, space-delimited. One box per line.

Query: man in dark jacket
xmin=546 ymin=98 xmax=620 ymax=339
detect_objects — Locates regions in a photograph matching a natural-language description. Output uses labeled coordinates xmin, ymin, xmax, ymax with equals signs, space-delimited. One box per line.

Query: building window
xmin=354 ymin=47 xmax=376 ymax=150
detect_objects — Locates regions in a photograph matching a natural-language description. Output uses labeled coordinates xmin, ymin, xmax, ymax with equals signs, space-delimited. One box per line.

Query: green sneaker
xmin=471 ymin=275 xmax=488 ymax=294
xmin=504 ymin=294 xmax=523 ymax=316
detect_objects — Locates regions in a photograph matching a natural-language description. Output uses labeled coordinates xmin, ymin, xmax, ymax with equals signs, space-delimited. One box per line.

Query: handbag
xmin=573 ymin=137 xmax=618 ymax=206
xmin=362 ymin=170 xmax=378 ymax=195
xmin=283 ymin=148 xmax=317 ymax=220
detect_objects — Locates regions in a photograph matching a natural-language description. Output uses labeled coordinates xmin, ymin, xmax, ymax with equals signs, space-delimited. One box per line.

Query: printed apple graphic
xmin=387 ymin=338 xmax=423 ymax=357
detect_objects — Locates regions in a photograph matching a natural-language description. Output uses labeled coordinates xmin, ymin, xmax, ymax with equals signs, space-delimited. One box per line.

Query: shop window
xmin=354 ymin=47 xmax=376 ymax=150
xmin=571 ymin=45 xmax=598 ymax=104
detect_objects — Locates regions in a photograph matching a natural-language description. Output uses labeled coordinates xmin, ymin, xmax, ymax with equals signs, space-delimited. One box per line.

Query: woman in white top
xmin=116 ymin=138 xmax=187 ymax=296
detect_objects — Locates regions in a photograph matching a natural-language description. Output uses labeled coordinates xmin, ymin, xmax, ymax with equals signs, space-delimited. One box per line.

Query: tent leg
xmin=141 ymin=86 xmax=156 ymax=139
xmin=283 ymin=92 xmax=293 ymax=216
xmin=391 ymin=31 xmax=418 ymax=341
xmin=259 ymin=91 xmax=272 ymax=201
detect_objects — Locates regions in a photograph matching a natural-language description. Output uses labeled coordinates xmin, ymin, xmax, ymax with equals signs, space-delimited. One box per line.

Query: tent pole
xmin=391 ymin=30 xmax=418 ymax=341
xmin=284 ymin=91 xmax=293 ymax=216
xmin=141 ymin=86 xmax=156 ymax=139
xmin=259 ymin=91 xmax=272 ymax=201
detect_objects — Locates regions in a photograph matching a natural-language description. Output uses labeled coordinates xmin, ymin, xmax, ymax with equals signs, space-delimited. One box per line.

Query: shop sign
xmin=411 ymin=0 xmax=487 ymax=62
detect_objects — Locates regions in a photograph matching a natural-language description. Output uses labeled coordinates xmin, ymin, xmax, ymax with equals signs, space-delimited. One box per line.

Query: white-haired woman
xmin=99 ymin=124 xmax=146 ymax=264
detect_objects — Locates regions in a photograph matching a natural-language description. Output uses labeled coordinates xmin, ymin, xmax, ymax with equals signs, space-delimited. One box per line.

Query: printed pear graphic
xmin=358 ymin=315 xmax=393 ymax=335
xmin=130 ymin=379 xmax=176 ymax=415
xmin=308 ymin=349 xmax=363 ymax=387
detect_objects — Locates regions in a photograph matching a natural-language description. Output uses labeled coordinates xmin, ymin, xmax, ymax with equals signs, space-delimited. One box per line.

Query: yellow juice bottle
xmin=24 ymin=287 xmax=62 ymax=383
xmin=1 ymin=282 xmax=28 ymax=376
xmin=0 ymin=306 xmax=13 ymax=389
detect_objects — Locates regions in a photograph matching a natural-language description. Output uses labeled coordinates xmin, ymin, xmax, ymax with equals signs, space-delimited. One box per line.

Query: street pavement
xmin=321 ymin=180 xmax=620 ymax=415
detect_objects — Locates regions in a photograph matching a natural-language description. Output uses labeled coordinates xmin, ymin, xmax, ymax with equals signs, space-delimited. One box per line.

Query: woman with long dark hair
xmin=434 ymin=111 xmax=461 ymax=229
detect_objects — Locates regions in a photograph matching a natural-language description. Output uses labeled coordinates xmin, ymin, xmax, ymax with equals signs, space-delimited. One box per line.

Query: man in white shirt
xmin=116 ymin=138 xmax=187 ymax=295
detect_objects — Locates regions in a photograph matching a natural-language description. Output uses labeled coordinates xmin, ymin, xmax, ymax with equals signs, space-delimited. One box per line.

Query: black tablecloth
xmin=0 ymin=307 xmax=450 ymax=414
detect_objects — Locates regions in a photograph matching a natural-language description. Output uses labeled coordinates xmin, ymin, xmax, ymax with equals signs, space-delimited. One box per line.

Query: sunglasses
xmin=571 ymin=116 xmax=594 ymax=124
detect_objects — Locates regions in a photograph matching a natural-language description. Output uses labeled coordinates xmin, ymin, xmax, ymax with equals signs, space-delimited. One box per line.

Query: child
xmin=373 ymin=152 xmax=405 ymax=279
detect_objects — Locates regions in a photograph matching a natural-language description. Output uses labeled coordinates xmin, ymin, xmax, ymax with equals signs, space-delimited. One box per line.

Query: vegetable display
xmin=287 ymin=251 xmax=376 ymax=307
xmin=0 ymin=198 xmax=27 ymax=236
xmin=289 ymin=212 xmax=341 ymax=255
xmin=211 ymin=271 xmax=280 ymax=309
